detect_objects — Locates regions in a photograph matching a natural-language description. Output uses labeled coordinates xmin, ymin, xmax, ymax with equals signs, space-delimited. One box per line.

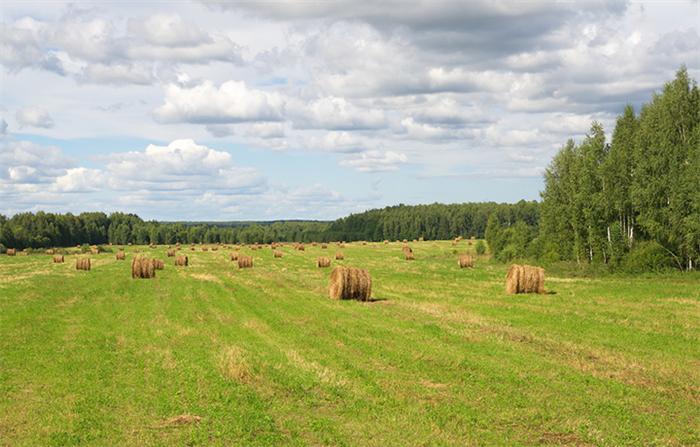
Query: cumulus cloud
xmin=15 ymin=106 xmax=55 ymax=129
xmin=290 ymin=96 xmax=387 ymax=130
xmin=338 ymin=150 xmax=408 ymax=173
xmin=247 ymin=122 xmax=285 ymax=139
xmin=103 ymin=139 xmax=267 ymax=194
xmin=151 ymin=80 xmax=286 ymax=124
xmin=306 ymin=131 xmax=367 ymax=153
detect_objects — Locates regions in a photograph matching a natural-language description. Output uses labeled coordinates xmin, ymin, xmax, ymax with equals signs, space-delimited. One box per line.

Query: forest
xmin=1 ymin=67 xmax=697 ymax=272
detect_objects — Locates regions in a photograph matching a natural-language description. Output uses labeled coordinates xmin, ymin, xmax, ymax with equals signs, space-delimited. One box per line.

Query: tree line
xmin=0 ymin=201 xmax=538 ymax=250
xmin=486 ymin=66 xmax=699 ymax=272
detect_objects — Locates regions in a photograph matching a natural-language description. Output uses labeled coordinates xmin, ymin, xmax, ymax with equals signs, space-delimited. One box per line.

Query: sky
xmin=1 ymin=0 xmax=698 ymax=222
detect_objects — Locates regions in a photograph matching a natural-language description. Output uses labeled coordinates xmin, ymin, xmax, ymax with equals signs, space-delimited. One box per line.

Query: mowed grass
xmin=1 ymin=242 xmax=698 ymax=447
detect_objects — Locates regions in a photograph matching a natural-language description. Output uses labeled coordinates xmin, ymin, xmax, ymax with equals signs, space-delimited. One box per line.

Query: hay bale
xmin=384 ymin=240 xmax=389 ymax=244
xmin=371 ymin=243 xmax=377 ymax=248
xmin=128 ymin=243 xmax=132 ymax=246
xmin=328 ymin=266 xmax=371 ymax=301
xmin=339 ymin=244 xmax=345 ymax=248
xmin=167 ymin=249 xmax=176 ymax=257
xmin=231 ymin=252 xmax=239 ymax=261
xmin=419 ymin=237 xmax=424 ymax=242
xmin=297 ymin=244 xmax=305 ymax=251
xmin=53 ymin=254 xmax=64 ymax=263
xmin=202 ymin=246 xmax=209 ymax=252
xmin=238 ymin=256 xmax=253 ymax=269
xmin=312 ymin=242 xmax=318 ymax=247
xmin=405 ymin=252 xmax=415 ymax=260
xmin=362 ymin=241 xmax=367 ymax=246
xmin=274 ymin=250 xmax=283 ymax=258
xmin=317 ymin=256 xmax=331 ymax=268
xmin=154 ymin=259 xmax=164 ymax=270
xmin=471 ymin=236 xmax=476 ymax=240
xmin=458 ymin=255 xmax=473 ymax=268
xmin=451 ymin=241 xmax=457 ymax=246
xmin=46 ymin=249 xmax=54 ymax=255
xmin=133 ymin=248 xmax=140 ymax=253
xmin=402 ymin=246 xmax=412 ymax=254
xmin=118 ymin=246 xmax=124 ymax=251
xmin=6 ymin=249 xmax=16 ymax=256
xmin=174 ymin=255 xmax=188 ymax=267
xmin=131 ymin=257 xmax=156 ymax=279
xmin=321 ymin=243 xmax=327 ymax=249
xmin=116 ymin=252 xmax=126 ymax=261
xmin=403 ymin=239 xmax=408 ymax=243
xmin=413 ymin=239 xmax=418 ymax=242
xmin=431 ymin=243 xmax=437 ymax=246
xmin=190 ymin=247 xmax=195 ymax=251
xmin=506 ymin=264 xmax=545 ymax=294
xmin=91 ymin=250 xmax=99 ymax=255
xmin=334 ymin=252 xmax=344 ymax=260
xmin=250 ymin=245 xmax=257 ymax=251
xmin=212 ymin=246 xmax=218 ymax=251
xmin=467 ymin=241 xmax=473 ymax=245
xmin=76 ymin=258 xmax=91 ymax=271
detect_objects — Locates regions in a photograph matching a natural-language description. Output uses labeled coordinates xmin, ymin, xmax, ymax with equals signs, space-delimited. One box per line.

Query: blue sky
xmin=2 ymin=0 xmax=698 ymax=221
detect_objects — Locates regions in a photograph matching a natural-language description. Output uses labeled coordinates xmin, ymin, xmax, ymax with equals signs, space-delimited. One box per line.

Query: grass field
xmin=1 ymin=242 xmax=698 ymax=446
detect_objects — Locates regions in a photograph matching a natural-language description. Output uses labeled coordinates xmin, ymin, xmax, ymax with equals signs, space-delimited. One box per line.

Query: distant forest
xmin=1 ymin=68 xmax=697 ymax=272
xmin=0 ymin=200 xmax=537 ymax=249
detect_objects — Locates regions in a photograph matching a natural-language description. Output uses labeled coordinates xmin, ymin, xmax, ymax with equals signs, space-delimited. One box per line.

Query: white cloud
xmin=52 ymin=167 xmax=107 ymax=192
xmin=338 ymin=150 xmax=408 ymax=173
xmin=306 ymin=131 xmax=367 ymax=153
xmin=247 ymin=122 xmax=285 ymax=139
xmin=290 ymin=96 xmax=387 ymax=130
xmin=15 ymin=106 xmax=55 ymax=129
xmin=127 ymin=13 xmax=212 ymax=47
xmin=103 ymin=139 xmax=267 ymax=194
xmin=151 ymin=80 xmax=286 ymax=124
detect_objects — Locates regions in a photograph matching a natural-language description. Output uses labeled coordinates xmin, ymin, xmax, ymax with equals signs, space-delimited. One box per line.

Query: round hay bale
xmin=361 ymin=241 xmax=367 ymax=246
xmin=403 ymin=239 xmax=408 ymax=243
xmin=155 ymin=259 xmax=165 ymax=270
xmin=431 ymin=243 xmax=437 ymax=246
xmin=128 ymin=243 xmax=132 ymax=246
xmin=402 ymin=246 xmax=412 ymax=254
xmin=451 ymin=241 xmax=457 ymax=246
xmin=76 ymin=258 xmax=91 ymax=271
xmin=238 ymin=256 xmax=253 ymax=269
xmin=273 ymin=250 xmax=282 ymax=258
xmin=383 ymin=240 xmax=389 ymax=244
xmin=118 ymin=246 xmax=124 ymax=251
xmin=202 ymin=246 xmax=209 ymax=252
xmin=133 ymin=248 xmax=140 ymax=253
xmin=6 ymin=249 xmax=16 ymax=256
xmin=321 ymin=243 xmax=327 ymax=249
xmin=46 ymin=249 xmax=54 ymax=255
xmin=317 ymin=257 xmax=331 ymax=268
xmin=230 ymin=252 xmax=239 ymax=261
xmin=405 ymin=252 xmax=415 ymax=260
xmin=174 ymin=255 xmax=188 ymax=267
xmin=211 ymin=246 xmax=218 ymax=251
xmin=334 ymin=252 xmax=344 ymax=260
xmin=131 ymin=257 xmax=156 ymax=279
xmin=471 ymin=236 xmax=476 ymax=240
xmin=467 ymin=240 xmax=473 ymax=245
xmin=419 ymin=237 xmax=424 ymax=242
xmin=339 ymin=244 xmax=345 ymax=249
xmin=506 ymin=264 xmax=545 ymax=294
xmin=458 ymin=255 xmax=473 ymax=268
xmin=53 ymin=254 xmax=64 ymax=263
xmin=116 ymin=252 xmax=126 ymax=261
xmin=328 ymin=266 xmax=371 ymax=301
xmin=312 ymin=242 xmax=318 ymax=247
xmin=297 ymin=244 xmax=305 ymax=251
xmin=166 ymin=249 xmax=176 ymax=257
xmin=371 ymin=243 xmax=377 ymax=248
xmin=190 ymin=247 xmax=195 ymax=251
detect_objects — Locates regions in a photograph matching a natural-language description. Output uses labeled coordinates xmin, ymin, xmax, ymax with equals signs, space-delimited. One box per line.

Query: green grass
xmin=1 ymin=242 xmax=698 ymax=446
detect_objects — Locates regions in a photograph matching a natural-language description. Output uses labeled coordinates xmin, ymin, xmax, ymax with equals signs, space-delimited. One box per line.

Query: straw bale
xmin=91 ymin=250 xmax=99 ymax=255
xmin=53 ymin=254 xmax=64 ymax=263
xmin=133 ymin=248 xmax=140 ymax=253
xmin=155 ymin=259 xmax=165 ymax=270
xmin=451 ymin=241 xmax=457 ymax=246
xmin=317 ymin=256 xmax=331 ymax=268
xmin=371 ymin=244 xmax=377 ymax=248
xmin=312 ymin=242 xmax=318 ymax=247
xmin=328 ymin=266 xmax=371 ymax=301
xmin=403 ymin=239 xmax=408 ymax=243
xmin=6 ymin=249 xmax=16 ymax=256
xmin=419 ymin=237 xmax=424 ymax=242
xmin=505 ymin=264 xmax=545 ymax=294
xmin=212 ymin=246 xmax=218 ymax=251
xmin=174 ymin=255 xmax=188 ymax=267
xmin=119 ymin=246 xmax=124 ymax=251
xmin=297 ymin=244 xmax=305 ymax=251
xmin=339 ymin=244 xmax=345 ymax=248
xmin=128 ymin=243 xmax=132 ymax=246
xmin=166 ymin=249 xmax=176 ymax=257
xmin=46 ymin=249 xmax=54 ymax=255
xmin=274 ymin=250 xmax=283 ymax=258
xmin=238 ymin=256 xmax=253 ymax=269
xmin=467 ymin=241 xmax=473 ymax=245
xmin=131 ymin=257 xmax=156 ymax=279
xmin=334 ymin=252 xmax=344 ymax=260
xmin=471 ymin=236 xmax=476 ymax=240
xmin=76 ymin=258 xmax=91 ymax=271
xmin=384 ymin=240 xmax=389 ymax=244
xmin=116 ymin=252 xmax=126 ymax=261
xmin=321 ymin=243 xmax=327 ymax=249
xmin=231 ymin=252 xmax=239 ymax=261
xmin=202 ymin=246 xmax=209 ymax=252
xmin=458 ymin=255 xmax=473 ymax=268
xmin=405 ymin=252 xmax=415 ymax=260
xmin=402 ymin=246 xmax=412 ymax=254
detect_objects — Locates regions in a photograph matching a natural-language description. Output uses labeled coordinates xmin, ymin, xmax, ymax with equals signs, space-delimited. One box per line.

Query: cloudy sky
xmin=1 ymin=1 xmax=698 ymax=221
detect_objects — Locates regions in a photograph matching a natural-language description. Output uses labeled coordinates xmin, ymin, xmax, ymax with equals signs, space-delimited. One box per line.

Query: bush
xmin=80 ymin=244 xmax=91 ymax=253
xmin=620 ymin=242 xmax=677 ymax=274
xmin=475 ymin=240 xmax=486 ymax=255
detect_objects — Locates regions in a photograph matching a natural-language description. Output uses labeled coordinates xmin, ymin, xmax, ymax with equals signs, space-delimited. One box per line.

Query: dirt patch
xmin=159 ymin=414 xmax=203 ymax=427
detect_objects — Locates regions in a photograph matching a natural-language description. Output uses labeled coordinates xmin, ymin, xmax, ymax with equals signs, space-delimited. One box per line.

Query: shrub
xmin=475 ymin=240 xmax=486 ymax=255
xmin=620 ymin=242 xmax=677 ymax=274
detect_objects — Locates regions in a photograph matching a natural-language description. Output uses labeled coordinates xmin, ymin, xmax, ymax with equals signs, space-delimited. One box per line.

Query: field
xmin=1 ymin=241 xmax=698 ymax=446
